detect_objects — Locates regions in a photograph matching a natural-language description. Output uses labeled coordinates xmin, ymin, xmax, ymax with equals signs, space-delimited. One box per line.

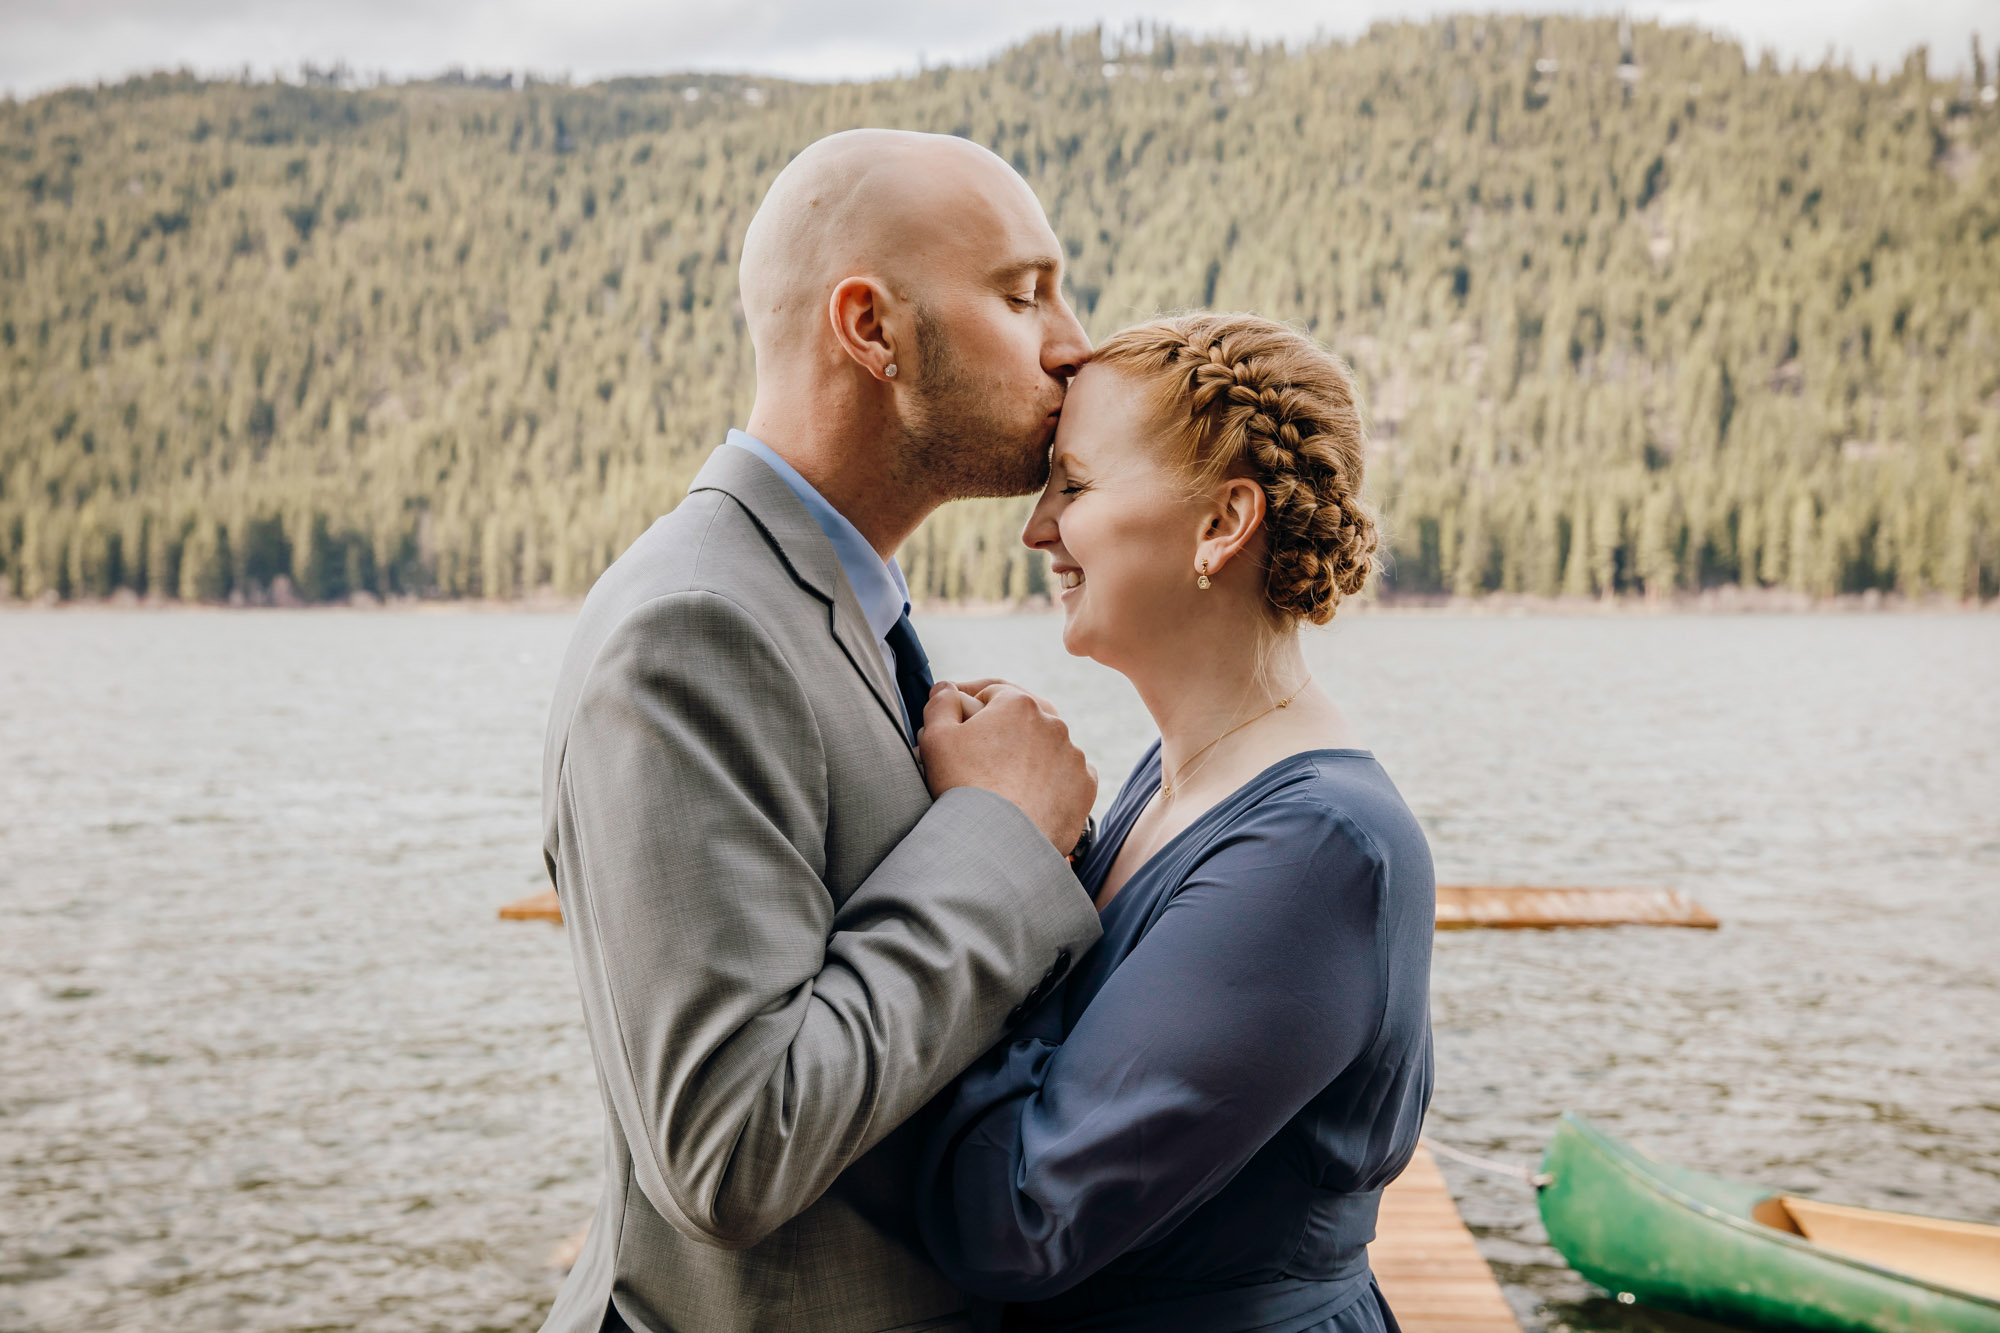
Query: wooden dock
xmin=1435 ymin=884 xmax=1717 ymax=930
xmin=1371 ymin=1146 xmax=1522 ymax=1333
xmin=504 ymin=885 xmax=1714 ymax=931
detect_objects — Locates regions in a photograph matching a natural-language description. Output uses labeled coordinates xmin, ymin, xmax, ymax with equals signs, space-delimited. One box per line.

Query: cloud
xmin=2 ymin=0 xmax=1988 ymax=98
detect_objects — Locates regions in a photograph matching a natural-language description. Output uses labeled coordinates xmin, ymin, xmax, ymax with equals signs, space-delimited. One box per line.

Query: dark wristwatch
xmin=1067 ymin=815 xmax=1097 ymax=870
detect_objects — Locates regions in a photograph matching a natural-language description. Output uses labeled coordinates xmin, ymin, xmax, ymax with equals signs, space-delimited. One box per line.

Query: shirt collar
xmin=723 ymin=430 xmax=910 ymax=642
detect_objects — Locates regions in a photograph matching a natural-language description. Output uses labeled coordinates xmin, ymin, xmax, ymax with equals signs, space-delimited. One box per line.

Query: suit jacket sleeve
xmin=552 ymin=589 xmax=1101 ymax=1250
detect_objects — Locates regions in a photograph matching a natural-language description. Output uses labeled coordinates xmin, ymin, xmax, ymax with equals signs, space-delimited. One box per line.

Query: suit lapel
xmin=687 ymin=445 xmax=912 ymax=749
xmin=826 ymin=590 xmax=908 ymax=749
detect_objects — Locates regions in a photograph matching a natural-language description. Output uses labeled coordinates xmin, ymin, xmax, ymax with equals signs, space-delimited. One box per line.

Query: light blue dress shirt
xmin=722 ymin=429 xmax=918 ymax=739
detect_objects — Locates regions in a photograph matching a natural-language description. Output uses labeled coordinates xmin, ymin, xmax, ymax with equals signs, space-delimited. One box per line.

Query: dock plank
xmin=499 ymin=888 xmax=562 ymax=921
xmin=1371 ymin=1146 xmax=1521 ymax=1333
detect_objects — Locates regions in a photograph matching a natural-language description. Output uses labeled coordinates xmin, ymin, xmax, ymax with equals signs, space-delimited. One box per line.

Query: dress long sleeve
xmin=915 ymin=794 xmax=1397 ymax=1304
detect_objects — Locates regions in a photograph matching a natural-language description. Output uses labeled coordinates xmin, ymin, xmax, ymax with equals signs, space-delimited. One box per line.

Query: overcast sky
xmin=2 ymin=0 xmax=1990 ymax=98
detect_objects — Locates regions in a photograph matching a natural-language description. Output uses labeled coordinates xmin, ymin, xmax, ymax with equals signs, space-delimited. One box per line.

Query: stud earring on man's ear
xmin=884 ymin=364 xmax=898 ymax=378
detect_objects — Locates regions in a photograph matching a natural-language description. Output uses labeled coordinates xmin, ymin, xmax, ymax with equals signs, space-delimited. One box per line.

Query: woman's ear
xmin=1195 ymin=478 xmax=1267 ymax=576
xmin=827 ymin=276 xmax=901 ymax=381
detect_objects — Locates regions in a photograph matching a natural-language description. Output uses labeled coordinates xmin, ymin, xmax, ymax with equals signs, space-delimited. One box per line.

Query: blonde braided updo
xmin=1090 ymin=312 xmax=1378 ymax=625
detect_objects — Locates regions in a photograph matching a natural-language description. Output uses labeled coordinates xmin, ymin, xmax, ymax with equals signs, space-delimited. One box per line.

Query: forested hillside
xmin=3 ymin=17 xmax=1997 ymax=605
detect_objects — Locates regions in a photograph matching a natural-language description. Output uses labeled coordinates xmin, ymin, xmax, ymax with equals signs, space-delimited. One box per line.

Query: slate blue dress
xmin=916 ymin=742 xmax=1436 ymax=1333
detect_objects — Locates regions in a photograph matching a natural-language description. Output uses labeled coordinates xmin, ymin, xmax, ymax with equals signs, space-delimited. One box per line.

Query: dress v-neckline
xmin=1086 ymin=742 xmax=1375 ymax=914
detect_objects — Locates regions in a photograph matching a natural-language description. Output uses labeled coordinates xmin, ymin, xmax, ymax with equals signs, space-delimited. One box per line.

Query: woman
xmin=915 ymin=312 xmax=1435 ymax=1333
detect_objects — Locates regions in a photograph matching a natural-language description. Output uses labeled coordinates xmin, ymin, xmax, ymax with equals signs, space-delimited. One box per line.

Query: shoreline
xmin=2 ymin=588 xmax=1994 ymax=617
xmin=919 ymin=588 xmax=2000 ymax=617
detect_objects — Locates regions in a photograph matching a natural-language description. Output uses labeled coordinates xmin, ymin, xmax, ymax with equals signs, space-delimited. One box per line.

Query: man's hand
xmin=920 ymin=681 xmax=1096 ymax=853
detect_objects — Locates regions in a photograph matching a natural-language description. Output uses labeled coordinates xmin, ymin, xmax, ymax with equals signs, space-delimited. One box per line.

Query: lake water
xmin=2 ymin=609 xmax=1996 ymax=1333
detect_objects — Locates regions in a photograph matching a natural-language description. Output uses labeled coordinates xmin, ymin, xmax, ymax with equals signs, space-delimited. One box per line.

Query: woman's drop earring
xmin=884 ymin=363 xmax=898 ymax=379
xmin=1197 ymin=559 xmax=1211 ymax=590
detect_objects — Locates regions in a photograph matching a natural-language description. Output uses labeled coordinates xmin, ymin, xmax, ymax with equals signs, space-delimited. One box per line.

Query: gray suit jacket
xmin=538 ymin=444 xmax=1103 ymax=1333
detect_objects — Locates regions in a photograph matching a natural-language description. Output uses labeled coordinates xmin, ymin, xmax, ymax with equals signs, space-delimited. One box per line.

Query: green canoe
xmin=1537 ymin=1113 xmax=2000 ymax=1333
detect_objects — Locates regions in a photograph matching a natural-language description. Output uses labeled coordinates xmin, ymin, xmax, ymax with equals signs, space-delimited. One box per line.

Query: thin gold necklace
xmin=1159 ymin=677 xmax=1312 ymax=800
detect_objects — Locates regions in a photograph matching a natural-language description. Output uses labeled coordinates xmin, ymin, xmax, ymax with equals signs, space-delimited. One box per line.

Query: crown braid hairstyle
xmin=1089 ymin=312 xmax=1379 ymax=625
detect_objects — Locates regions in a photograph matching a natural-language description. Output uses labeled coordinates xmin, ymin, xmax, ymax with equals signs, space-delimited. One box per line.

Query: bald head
xmin=739 ymin=129 xmax=1053 ymax=362
xmin=739 ymin=129 xmax=1092 ymax=549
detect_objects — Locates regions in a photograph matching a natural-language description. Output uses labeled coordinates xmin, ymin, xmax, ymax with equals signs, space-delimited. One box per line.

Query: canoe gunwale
xmin=1548 ymin=1114 xmax=2000 ymax=1312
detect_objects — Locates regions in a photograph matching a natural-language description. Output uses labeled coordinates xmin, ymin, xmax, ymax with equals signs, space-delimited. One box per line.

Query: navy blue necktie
xmin=883 ymin=614 xmax=935 ymax=739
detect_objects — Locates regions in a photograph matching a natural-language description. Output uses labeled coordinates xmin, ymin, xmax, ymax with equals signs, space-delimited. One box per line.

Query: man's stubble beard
xmin=893 ymin=303 xmax=1055 ymax=502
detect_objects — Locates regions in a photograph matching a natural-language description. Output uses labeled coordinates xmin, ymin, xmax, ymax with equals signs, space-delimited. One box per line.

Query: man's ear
xmin=828 ymin=276 xmax=899 ymax=381
xmin=1196 ymin=478 xmax=1267 ymax=575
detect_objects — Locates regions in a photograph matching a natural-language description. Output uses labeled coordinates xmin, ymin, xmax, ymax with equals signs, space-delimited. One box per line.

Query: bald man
xmin=537 ymin=131 xmax=1103 ymax=1333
